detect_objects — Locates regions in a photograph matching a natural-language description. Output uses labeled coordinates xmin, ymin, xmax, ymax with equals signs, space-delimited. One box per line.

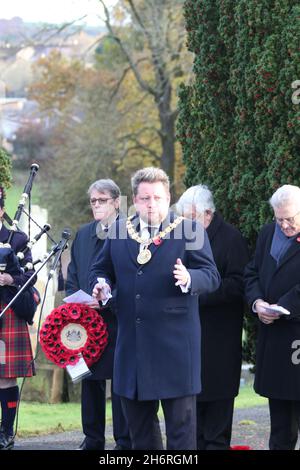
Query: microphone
xmin=49 ymin=228 xmax=72 ymax=279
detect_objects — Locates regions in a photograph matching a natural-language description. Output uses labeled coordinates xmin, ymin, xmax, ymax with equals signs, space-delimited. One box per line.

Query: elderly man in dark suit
xmin=177 ymin=185 xmax=249 ymax=450
xmin=245 ymin=184 xmax=300 ymax=450
xmin=90 ymin=167 xmax=220 ymax=450
xmin=66 ymin=179 xmax=131 ymax=450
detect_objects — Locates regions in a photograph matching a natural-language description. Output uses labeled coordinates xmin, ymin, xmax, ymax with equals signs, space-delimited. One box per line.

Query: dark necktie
xmin=146 ymin=226 xmax=157 ymax=238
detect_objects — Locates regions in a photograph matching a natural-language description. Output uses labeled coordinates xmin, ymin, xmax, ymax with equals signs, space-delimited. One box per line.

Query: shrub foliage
xmin=178 ymin=0 xmax=300 ymax=363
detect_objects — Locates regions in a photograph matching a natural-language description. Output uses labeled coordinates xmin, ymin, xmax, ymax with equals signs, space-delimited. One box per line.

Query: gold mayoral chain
xmin=126 ymin=215 xmax=184 ymax=265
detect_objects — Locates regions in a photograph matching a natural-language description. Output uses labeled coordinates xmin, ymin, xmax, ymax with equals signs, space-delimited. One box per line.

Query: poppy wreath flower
xmin=39 ymin=303 xmax=108 ymax=368
xmin=230 ymin=445 xmax=252 ymax=450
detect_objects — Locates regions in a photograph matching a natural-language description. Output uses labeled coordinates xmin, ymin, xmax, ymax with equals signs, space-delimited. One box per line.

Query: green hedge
xmin=0 ymin=147 xmax=12 ymax=192
xmin=178 ymin=0 xmax=300 ymax=363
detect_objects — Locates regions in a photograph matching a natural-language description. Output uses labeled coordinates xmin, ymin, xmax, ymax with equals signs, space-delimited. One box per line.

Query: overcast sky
xmin=0 ymin=0 xmax=117 ymax=26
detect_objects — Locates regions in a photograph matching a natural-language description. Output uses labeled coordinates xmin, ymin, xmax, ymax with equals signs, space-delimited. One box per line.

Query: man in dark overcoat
xmin=245 ymin=184 xmax=300 ymax=450
xmin=90 ymin=168 xmax=220 ymax=450
xmin=66 ymin=179 xmax=130 ymax=450
xmin=177 ymin=185 xmax=249 ymax=449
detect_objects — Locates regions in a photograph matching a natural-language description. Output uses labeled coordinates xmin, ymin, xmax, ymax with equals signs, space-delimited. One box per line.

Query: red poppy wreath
xmin=39 ymin=303 xmax=108 ymax=368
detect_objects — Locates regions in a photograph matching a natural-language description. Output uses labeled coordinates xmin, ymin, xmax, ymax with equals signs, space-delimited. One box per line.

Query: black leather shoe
xmin=0 ymin=431 xmax=14 ymax=450
xmin=76 ymin=439 xmax=104 ymax=451
xmin=76 ymin=439 xmax=86 ymax=450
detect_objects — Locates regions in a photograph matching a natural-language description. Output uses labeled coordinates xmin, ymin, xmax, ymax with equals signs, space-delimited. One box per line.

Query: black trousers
xmin=269 ymin=398 xmax=300 ymax=450
xmin=81 ymin=379 xmax=131 ymax=450
xmin=121 ymin=395 xmax=197 ymax=450
xmin=196 ymin=398 xmax=234 ymax=450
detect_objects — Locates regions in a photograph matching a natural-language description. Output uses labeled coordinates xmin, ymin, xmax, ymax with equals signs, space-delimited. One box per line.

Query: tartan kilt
xmin=0 ymin=306 xmax=35 ymax=378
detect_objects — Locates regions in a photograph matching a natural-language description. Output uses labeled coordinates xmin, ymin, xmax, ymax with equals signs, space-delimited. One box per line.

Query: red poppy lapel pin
xmin=153 ymin=237 xmax=163 ymax=246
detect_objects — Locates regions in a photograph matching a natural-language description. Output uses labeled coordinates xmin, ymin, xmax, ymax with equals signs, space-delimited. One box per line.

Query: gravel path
xmin=13 ymin=405 xmax=277 ymax=451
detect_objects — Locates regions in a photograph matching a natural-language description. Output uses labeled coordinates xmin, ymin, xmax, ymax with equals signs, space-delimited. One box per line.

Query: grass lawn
xmin=16 ymin=402 xmax=82 ymax=437
xmin=17 ymin=384 xmax=267 ymax=437
xmin=235 ymin=383 xmax=267 ymax=409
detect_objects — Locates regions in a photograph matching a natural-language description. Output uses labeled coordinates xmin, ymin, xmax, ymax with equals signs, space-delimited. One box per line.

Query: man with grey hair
xmin=90 ymin=167 xmax=220 ymax=450
xmin=177 ymin=185 xmax=249 ymax=449
xmin=245 ymin=184 xmax=300 ymax=449
xmin=66 ymin=179 xmax=131 ymax=450
xmin=176 ymin=185 xmax=216 ymax=227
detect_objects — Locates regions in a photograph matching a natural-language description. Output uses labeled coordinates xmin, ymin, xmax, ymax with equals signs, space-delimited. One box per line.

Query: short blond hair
xmin=131 ymin=167 xmax=170 ymax=196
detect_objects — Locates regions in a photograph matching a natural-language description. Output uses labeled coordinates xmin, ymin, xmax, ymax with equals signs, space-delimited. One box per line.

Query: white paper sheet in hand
xmin=63 ymin=289 xmax=95 ymax=304
xmin=97 ymin=277 xmax=112 ymax=306
xmin=264 ymin=305 xmax=290 ymax=315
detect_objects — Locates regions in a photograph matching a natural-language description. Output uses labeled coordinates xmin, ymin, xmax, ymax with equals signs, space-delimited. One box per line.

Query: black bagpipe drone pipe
xmin=0 ymin=225 xmax=53 ymax=324
xmin=0 ymin=164 xmax=66 ymax=324
xmin=16 ymin=223 xmax=51 ymax=262
xmin=0 ymin=164 xmax=42 ymax=323
xmin=5 ymin=163 xmax=39 ymax=247
xmin=0 ymin=164 xmax=73 ymax=442
xmin=0 ymin=246 xmax=39 ymax=324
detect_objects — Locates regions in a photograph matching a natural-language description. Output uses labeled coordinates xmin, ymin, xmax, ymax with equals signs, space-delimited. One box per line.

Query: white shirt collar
xmin=100 ymin=215 xmax=117 ymax=231
xmin=139 ymin=219 xmax=160 ymax=231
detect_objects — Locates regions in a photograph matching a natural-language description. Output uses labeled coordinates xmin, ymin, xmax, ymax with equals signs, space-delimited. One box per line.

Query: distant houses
xmin=0 ymin=17 xmax=106 ymax=151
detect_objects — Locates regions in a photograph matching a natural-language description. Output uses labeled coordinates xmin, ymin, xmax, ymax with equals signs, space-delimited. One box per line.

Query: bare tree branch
xmin=109 ymin=57 xmax=148 ymax=101
xmin=120 ymin=126 xmax=160 ymax=141
xmin=99 ymin=0 xmax=157 ymax=97
xmin=80 ymin=34 xmax=106 ymax=59
xmin=1 ymin=16 xmax=89 ymax=61
xmin=127 ymin=0 xmax=147 ymax=31
xmin=119 ymin=139 xmax=161 ymax=163
xmin=117 ymin=93 xmax=149 ymax=117
xmin=39 ymin=17 xmax=87 ymax=44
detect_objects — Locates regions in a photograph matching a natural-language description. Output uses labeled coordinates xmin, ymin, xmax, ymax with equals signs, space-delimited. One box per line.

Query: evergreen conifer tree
xmin=178 ymin=0 xmax=300 ymax=363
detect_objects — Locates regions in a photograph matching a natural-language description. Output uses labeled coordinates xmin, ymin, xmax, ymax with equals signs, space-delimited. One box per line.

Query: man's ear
xmin=114 ymin=197 xmax=121 ymax=210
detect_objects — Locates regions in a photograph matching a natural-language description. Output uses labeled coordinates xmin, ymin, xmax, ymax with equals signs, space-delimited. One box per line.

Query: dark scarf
xmin=270 ymin=223 xmax=295 ymax=265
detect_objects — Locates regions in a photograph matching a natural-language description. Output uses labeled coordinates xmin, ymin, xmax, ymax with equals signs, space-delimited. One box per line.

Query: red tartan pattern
xmin=0 ymin=306 xmax=35 ymax=378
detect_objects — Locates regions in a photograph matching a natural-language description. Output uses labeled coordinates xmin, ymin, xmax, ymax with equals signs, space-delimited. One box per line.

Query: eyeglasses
xmin=275 ymin=210 xmax=300 ymax=225
xmin=90 ymin=197 xmax=114 ymax=206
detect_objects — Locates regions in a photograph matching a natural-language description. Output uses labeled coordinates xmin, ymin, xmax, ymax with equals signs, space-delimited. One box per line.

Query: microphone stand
xmin=0 ymin=243 xmax=63 ymax=320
